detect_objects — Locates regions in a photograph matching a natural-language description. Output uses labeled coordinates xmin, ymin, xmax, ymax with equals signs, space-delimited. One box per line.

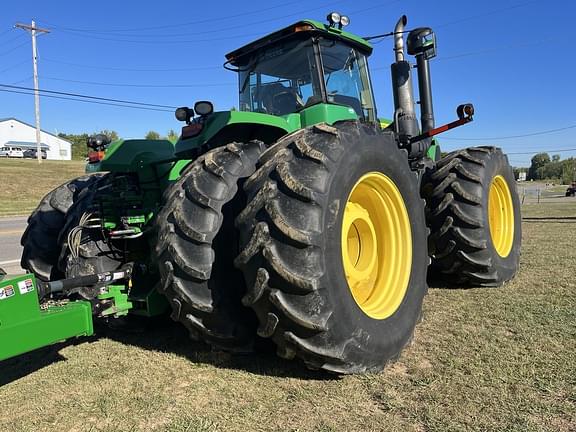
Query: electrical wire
xmin=435 ymin=0 xmax=539 ymax=29
xmin=42 ymin=58 xmax=221 ymax=72
xmin=442 ymin=124 xmax=576 ymax=141
xmin=0 ymin=39 xmax=28 ymax=57
xmin=0 ymin=59 xmax=29 ymax=74
xmin=0 ymin=88 xmax=174 ymax=112
xmin=43 ymin=76 xmax=235 ymax=88
xmin=9 ymin=75 xmax=33 ymax=85
xmin=42 ymin=1 xmax=395 ymax=44
xmin=40 ymin=0 xmax=315 ymax=33
xmin=506 ymin=148 xmax=576 ymax=155
xmin=0 ymin=32 xmax=26 ymax=45
xmin=0 ymin=83 xmax=177 ymax=108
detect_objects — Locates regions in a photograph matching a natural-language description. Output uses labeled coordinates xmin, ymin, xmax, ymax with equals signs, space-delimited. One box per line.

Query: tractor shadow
xmin=0 ymin=335 xmax=100 ymax=386
xmin=0 ymin=316 xmax=335 ymax=385
xmin=97 ymin=315 xmax=336 ymax=381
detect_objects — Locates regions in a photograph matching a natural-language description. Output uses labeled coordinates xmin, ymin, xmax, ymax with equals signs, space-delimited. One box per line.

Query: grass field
xmin=0 ymin=200 xmax=574 ymax=431
xmin=0 ymin=158 xmax=85 ymax=217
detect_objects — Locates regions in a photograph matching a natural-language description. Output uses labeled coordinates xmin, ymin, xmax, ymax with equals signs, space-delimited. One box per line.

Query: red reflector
xmin=294 ymin=24 xmax=314 ymax=33
xmin=182 ymin=123 xmax=203 ymax=139
xmin=88 ymin=151 xmax=105 ymax=163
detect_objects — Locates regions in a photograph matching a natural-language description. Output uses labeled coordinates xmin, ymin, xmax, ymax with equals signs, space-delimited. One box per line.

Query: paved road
xmin=0 ymin=216 xmax=27 ymax=274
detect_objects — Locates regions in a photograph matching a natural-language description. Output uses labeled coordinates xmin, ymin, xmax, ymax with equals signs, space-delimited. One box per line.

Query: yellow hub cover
xmin=341 ymin=172 xmax=412 ymax=320
xmin=488 ymin=175 xmax=514 ymax=257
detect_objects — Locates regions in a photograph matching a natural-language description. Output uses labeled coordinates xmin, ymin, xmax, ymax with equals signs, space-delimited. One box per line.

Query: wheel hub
xmin=488 ymin=175 xmax=514 ymax=257
xmin=341 ymin=172 xmax=412 ymax=320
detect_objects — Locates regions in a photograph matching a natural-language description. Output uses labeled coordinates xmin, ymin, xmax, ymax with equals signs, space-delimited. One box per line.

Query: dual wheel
xmin=156 ymin=123 xmax=521 ymax=373
xmin=157 ymin=122 xmax=428 ymax=373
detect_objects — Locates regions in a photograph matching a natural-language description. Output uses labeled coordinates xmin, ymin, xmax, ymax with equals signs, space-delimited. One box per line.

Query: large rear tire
xmin=235 ymin=123 xmax=428 ymax=373
xmin=20 ymin=174 xmax=103 ymax=281
xmin=423 ymin=146 xmax=521 ymax=286
xmin=155 ymin=141 xmax=265 ymax=351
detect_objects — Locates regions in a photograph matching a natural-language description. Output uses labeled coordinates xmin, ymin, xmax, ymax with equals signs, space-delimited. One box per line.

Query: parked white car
xmin=0 ymin=146 xmax=24 ymax=158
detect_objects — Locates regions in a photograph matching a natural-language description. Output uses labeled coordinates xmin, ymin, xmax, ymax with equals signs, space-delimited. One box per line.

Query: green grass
xmin=0 ymin=202 xmax=574 ymax=431
xmin=0 ymin=158 xmax=86 ymax=217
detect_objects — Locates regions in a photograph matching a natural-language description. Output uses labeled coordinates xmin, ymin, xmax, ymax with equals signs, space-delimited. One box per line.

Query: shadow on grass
xmin=0 ymin=315 xmax=335 ymax=386
xmin=0 ymin=335 xmax=100 ymax=386
xmin=98 ymin=315 xmax=335 ymax=381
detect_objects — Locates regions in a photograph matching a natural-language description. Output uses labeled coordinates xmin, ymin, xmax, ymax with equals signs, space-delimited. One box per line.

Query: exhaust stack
xmin=391 ymin=16 xmax=419 ymax=143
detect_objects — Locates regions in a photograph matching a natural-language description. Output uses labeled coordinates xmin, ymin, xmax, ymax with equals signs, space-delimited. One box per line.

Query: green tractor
xmin=17 ymin=13 xmax=521 ymax=373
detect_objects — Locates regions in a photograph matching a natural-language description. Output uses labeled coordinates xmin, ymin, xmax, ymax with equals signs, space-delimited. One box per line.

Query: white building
xmin=0 ymin=117 xmax=72 ymax=160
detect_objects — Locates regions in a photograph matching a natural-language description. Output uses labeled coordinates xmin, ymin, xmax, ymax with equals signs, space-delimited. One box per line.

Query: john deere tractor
xmin=10 ymin=13 xmax=521 ymax=373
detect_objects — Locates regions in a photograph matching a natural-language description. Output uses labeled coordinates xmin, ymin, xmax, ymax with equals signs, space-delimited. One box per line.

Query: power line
xmin=0 ymin=39 xmax=29 ymax=56
xmin=43 ymin=76 xmax=235 ymax=88
xmin=0 ymin=88 xmax=173 ymax=112
xmin=0 ymin=59 xmax=29 ymax=74
xmin=506 ymin=148 xmax=576 ymax=155
xmin=40 ymin=0 xmax=314 ymax=33
xmin=42 ymin=58 xmax=221 ymax=72
xmin=442 ymin=124 xmax=576 ymax=141
xmin=0 ymin=83 xmax=177 ymax=108
xmin=435 ymin=0 xmax=538 ymax=29
xmin=44 ymin=2 xmax=394 ymax=44
xmin=0 ymin=32 xmax=26 ymax=44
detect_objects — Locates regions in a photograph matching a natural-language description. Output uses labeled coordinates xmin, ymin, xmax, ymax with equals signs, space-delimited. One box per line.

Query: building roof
xmin=0 ymin=117 xmax=72 ymax=144
xmin=4 ymin=141 xmax=50 ymax=149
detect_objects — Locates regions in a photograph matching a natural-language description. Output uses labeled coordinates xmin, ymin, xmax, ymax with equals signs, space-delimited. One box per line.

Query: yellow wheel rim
xmin=488 ymin=175 xmax=514 ymax=257
xmin=341 ymin=172 xmax=412 ymax=320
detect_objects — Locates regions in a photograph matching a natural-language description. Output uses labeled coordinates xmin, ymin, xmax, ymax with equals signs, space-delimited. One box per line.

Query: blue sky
xmin=0 ymin=0 xmax=574 ymax=166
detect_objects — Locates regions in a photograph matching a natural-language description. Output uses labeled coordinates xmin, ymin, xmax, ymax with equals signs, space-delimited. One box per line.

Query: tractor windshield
xmin=319 ymin=39 xmax=376 ymax=122
xmin=238 ymin=38 xmax=321 ymax=116
xmin=237 ymin=36 xmax=376 ymax=121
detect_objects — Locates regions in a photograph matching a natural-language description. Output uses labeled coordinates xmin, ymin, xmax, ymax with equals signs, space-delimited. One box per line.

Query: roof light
xmin=194 ymin=101 xmax=214 ymax=116
xmin=340 ymin=15 xmax=350 ymax=27
xmin=327 ymin=12 xmax=341 ymax=27
xmin=175 ymin=106 xmax=194 ymax=123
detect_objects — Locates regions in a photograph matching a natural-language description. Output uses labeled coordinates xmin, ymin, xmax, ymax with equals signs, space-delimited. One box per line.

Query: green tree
xmin=99 ymin=129 xmax=119 ymax=141
xmin=528 ymin=152 xmax=550 ymax=180
xmin=166 ymin=129 xmax=179 ymax=143
xmin=145 ymin=130 xmax=161 ymax=140
xmin=58 ymin=129 xmax=120 ymax=160
xmin=561 ymin=158 xmax=576 ymax=184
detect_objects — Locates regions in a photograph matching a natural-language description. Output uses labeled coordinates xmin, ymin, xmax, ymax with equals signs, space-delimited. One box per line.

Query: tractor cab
xmin=226 ymin=18 xmax=377 ymax=122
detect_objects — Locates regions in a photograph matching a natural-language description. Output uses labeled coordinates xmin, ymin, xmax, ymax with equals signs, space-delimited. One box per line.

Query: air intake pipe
xmin=391 ymin=15 xmax=419 ymax=143
xmin=407 ymin=27 xmax=437 ymax=134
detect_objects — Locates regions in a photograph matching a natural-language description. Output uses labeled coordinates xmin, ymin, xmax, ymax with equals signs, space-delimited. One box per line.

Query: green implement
xmin=0 ymin=273 xmax=93 ymax=362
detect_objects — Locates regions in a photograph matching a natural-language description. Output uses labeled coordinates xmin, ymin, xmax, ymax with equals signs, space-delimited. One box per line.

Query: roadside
xmin=0 ymin=158 xmax=85 ymax=217
xmin=0 ymin=216 xmax=26 ymax=274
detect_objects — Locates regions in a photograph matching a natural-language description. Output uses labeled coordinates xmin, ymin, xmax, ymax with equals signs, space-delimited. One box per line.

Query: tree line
xmin=59 ymin=129 xmax=179 ymax=160
xmin=525 ymin=152 xmax=576 ymax=184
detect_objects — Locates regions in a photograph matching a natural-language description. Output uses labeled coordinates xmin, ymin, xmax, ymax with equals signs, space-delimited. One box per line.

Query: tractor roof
xmin=225 ymin=19 xmax=373 ymax=66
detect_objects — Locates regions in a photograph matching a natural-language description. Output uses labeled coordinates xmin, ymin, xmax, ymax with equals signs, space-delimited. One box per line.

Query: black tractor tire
xmin=20 ymin=174 xmax=104 ymax=281
xmin=235 ymin=122 xmax=428 ymax=374
xmin=423 ymin=146 xmax=521 ymax=286
xmin=155 ymin=141 xmax=266 ymax=352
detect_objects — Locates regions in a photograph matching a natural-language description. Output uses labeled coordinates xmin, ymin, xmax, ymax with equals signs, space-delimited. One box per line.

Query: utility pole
xmin=15 ymin=20 xmax=50 ymax=164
